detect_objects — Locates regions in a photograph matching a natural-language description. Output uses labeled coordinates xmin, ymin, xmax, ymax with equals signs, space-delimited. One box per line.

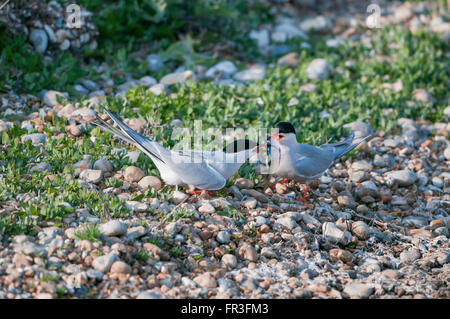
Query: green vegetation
xmin=74 ymin=224 xmax=102 ymax=242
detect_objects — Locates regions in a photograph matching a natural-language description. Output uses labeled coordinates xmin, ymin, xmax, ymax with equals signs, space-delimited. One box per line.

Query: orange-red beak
xmin=270 ymin=132 xmax=285 ymax=141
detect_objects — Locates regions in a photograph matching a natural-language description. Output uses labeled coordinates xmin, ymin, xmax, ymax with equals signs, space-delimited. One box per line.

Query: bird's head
xmin=270 ymin=122 xmax=297 ymax=145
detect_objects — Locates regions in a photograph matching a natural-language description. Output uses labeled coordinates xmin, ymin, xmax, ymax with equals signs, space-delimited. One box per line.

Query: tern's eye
xmin=276 ymin=134 xmax=285 ymax=140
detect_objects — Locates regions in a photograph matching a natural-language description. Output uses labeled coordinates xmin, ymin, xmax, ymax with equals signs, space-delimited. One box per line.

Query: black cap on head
xmin=276 ymin=122 xmax=296 ymax=134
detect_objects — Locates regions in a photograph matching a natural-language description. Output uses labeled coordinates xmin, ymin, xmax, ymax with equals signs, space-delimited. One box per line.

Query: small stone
xmin=172 ymin=191 xmax=189 ymax=205
xmin=234 ymin=65 xmax=266 ymax=82
xmin=99 ymin=220 xmax=127 ymax=237
xmin=221 ymin=254 xmax=237 ymax=268
xmin=160 ymin=70 xmax=195 ymax=85
xmin=22 ymin=133 xmax=47 ymax=145
xmin=238 ymin=244 xmax=258 ymax=262
xmin=30 ymin=162 xmax=52 ymax=173
xmin=299 ymin=16 xmax=332 ymax=32
xmin=432 ymin=177 xmax=443 ymax=188
xmin=412 ymin=89 xmax=435 ymax=104
xmin=385 ymin=170 xmax=417 ymax=187
xmin=137 ymin=291 xmax=163 ymax=299
xmin=165 ymin=222 xmax=182 ymax=235
xmin=430 ymin=219 xmax=445 ymax=230
xmin=110 ymin=261 xmax=131 ymax=274
xmin=123 ymin=166 xmax=145 ymax=182
xmin=29 ymin=29 xmax=48 ymax=53
xmin=322 ymin=222 xmax=352 ymax=245
xmin=138 ymin=176 xmax=162 ymax=190
xmin=351 ymin=221 xmax=371 ymax=240
xmin=93 ymin=159 xmax=113 ymax=173
xmin=358 ymin=181 xmax=379 ymax=198
xmin=149 ymin=83 xmax=166 ymax=96
xmin=92 ymin=254 xmax=119 ymax=273
xmin=337 ymin=195 xmax=357 ymax=208
xmin=249 ymin=29 xmax=270 ymax=48
xmin=343 ymin=283 xmax=374 ymax=299
xmin=234 ymin=178 xmax=254 ymax=189
xmin=193 ymin=273 xmax=217 ymax=288
xmin=138 ymin=76 xmax=157 ymax=87
xmin=125 ymin=201 xmax=149 ymax=213
xmin=79 ymin=169 xmax=103 ymax=184
xmin=444 ymin=147 xmax=450 ymax=160
xmin=42 ymin=90 xmax=68 ymax=107
xmin=277 ymin=52 xmax=299 ymax=68
xmin=306 ymin=59 xmax=331 ymax=80
xmin=329 ymin=248 xmax=353 ymax=263
xmin=400 ymin=248 xmax=421 ymax=265
xmin=205 ymin=61 xmax=237 ymax=78
xmin=394 ymin=3 xmax=414 ymax=22
xmin=242 ymin=197 xmax=257 ymax=209
xmin=276 ymin=216 xmax=298 ymax=230
xmin=71 ymin=107 xmax=96 ymax=122
xmin=198 ymin=202 xmax=216 ymax=214
xmin=274 ymin=23 xmax=308 ymax=40
xmin=245 ymin=189 xmax=268 ymax=203
xmin=216 ymin=231 xmax=231 ymax=244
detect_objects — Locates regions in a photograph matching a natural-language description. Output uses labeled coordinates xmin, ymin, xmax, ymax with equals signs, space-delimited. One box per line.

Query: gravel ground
xmin=0 ymin=1 xmax=449 ymax=299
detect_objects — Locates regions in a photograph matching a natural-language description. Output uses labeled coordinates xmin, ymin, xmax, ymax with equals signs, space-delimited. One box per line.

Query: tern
xmin=93 ymin=106 xmax=260 ymax=192
xmin=266 ymin=122 xmax=372 ymax=201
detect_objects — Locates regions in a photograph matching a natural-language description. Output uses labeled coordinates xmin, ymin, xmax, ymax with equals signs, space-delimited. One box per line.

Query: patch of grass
xmin=169 ymin=245 xmax=181 ymax=257
xmin=75 ymin=224 xmax=102 ymax=242
xmin=147 ymin=237 xmax=163 ymax=248
xmin=134 ymin=248 xmax=150 ymax=263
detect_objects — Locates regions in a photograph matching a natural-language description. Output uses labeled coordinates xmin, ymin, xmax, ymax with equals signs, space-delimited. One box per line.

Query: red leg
xmin=297 ymin=185 xmax=308 ymax=202
xmin=190 ymin=190 xmax=215 ymax=196
xmin=270 ymin=178 xmax=288 ymax=189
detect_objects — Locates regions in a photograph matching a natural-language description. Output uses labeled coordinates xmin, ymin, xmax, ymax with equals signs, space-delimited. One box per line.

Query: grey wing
xmin=293 ymin=145 xmax=334 ymax=178
xmin=165 ymin=154 xmax=227 ymax=190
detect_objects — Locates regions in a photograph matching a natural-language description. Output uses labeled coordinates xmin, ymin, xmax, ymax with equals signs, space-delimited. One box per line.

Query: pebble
xmin=138 ymin=176 xmax=162 ymax=190
xmin=242 ymin=197 xmax=257 ymax=209
xmin=400 ymin=248 xmax=422 ymax=265
xmin=343 ymin=283 xmax=374 ymax=299
xmin=329 ymin=248 xmax=353 ymax=263
xmin=249 ymin=29 xmax=270 ymax=48
xmin=137 ymin=291 xmax=163 ymax=299
xmin=30 ymin=162 xmax=52 ymax=173
xmin=216 ymin=231 xmax=231 ymax=244
xmin=234 ymin=65 xmax=266 ymax=81
xmin=110 ymin=261 xmax=131 ymax=274
xmin=322 ymin=222 xmax=352 ymax=245
xmin=274 ymin=23 xmax=308 ymax=39
xmin=351 ymin=221 xmax=371 ymax=240
xmin=299 ymin=16 xmax=332 ymax=32
xmin=222 ymin=254 xmax=238 ymax=268
xmin=22 ymin=133 xmax=47 ymax=145
xmin=71 ymin=107 xmax=96 ymax=122
xmin=123 ymin=166 xmax=145 ymax=182
xmin=385 ymin=170 xmax=417 ymax=187
xmin=92 ymin=254 xmax=119 ymax=273
xmin=194 ymin=273 xmax=217 ymax=288
xmin=198 ymin=202 xmax=216 ymax=214
xmin=276 ymin=216 xmax=298 ymax=230
xmin=160 ymin=70 xmax=195 ymax=85
xmin=93 ymin=159 xmax=113 ymax=173
xmin=306 ymin=59 xmax=331 ymax=80
xmin=138 ymin=76 xmax=157 ymax=87
xmin=238 ymin=244 xmax=258 ymax=262
xmin=172 ymin=191 xmax=189 ymax=205
xmin=99 ymin=220 xmax=127 ymax=237
xmin=29 ymin=29 xmax=48 ymax=53
xmin=43 ymin=90 xmax=68 ymax=107
xmin=413 ymin=89 xmax=435 ymax=104
xmin=125 ymin=201 xmax=149 ymax=213
xmin=234 ymin=178 xmax=254 ymax=189
xmin=205 ymin=61 xmax=237 ymax=78
xmin=277 ymin=52 xmax=299 ymax=68
xmin=79 ymin=169 xmax=103 ymax=184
